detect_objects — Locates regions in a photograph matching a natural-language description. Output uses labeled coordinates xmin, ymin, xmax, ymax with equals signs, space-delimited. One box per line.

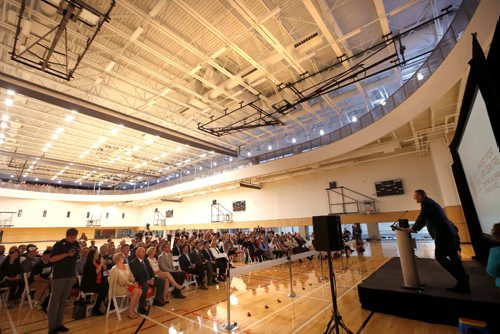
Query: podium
xmin=392 ymin=220 xmax=422 ymax=290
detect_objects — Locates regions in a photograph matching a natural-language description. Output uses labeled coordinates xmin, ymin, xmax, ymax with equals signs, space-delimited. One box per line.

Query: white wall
xmin=1 ymin=153 xmax=444 ymax=228
xmin=0 ymin=198 xmax=142 ymax=228
xmin=139 ymin=152 xmax=442 ymax=226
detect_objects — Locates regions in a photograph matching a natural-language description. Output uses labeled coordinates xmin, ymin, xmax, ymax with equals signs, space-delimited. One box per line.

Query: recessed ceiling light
xmin=199 ymin=166 xmax=203 ymax=171
xmin=35 ymin=178 xmax=39 ymax=181
xmin=57 ymin=180 xmax=62 ymax=184
xmin=247 ymin=152 xmax=251 ymax=156
xmin=65 ymin=115 xmax=74 ymax=123
xmin=1 ymin=114 xmax=9 ymax=122
xmin=56 ymin=127 xmax=64 ymax=134
xmin=6 ymin=89 xmax=15 ymax=96
xmin=4 ymin=98 xmax=13 ymax=107
xmin=229 ymin=157 xmax=233 ymax=162
xmin=186 ymin=170 xmax=190 ymax=174
xmin=0 ymin=122 xmax=7 ymax=129
xmin=111 ymin=128 xmax=119 ymax=135
xmin=417 ymin=72 xmax=424 ymax=81
xmin=0 ymin=133 xmax=5 ymax=139
xmin=267 ymin=145 xmax=272 ymax=151
xmin=292 ymin=138 xmax=297 ymax=144
xmin=213 ymin=162 xmax=217 ymax=166
xmin=319 ymin=129 xmax=325 ymax=136
xmin=351 ymin=116 xmax=357 ymax=122
xmin=10 ymin=175 xmax=14 ymax=178
xmin=52 ymin=134 xmax=59 ymax=140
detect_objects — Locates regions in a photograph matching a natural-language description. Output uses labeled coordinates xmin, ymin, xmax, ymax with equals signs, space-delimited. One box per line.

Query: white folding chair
xmin=77 ymin=275 xmax=96 ymax=317
xmin=106 ymin=293 xmax=129 ymax=320
xmin=0 ymin=287 xmax=10 ymax=310
xmin=19 ymin=272 xmax=36 ymax=309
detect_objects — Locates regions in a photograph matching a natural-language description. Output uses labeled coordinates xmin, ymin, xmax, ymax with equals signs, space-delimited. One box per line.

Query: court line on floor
xmin=290 ymin=256 xmax=393 ymax=334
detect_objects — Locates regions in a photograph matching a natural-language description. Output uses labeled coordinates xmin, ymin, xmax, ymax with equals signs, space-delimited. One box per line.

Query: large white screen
xmin=457 ymin=90 xmax=500 ymax=235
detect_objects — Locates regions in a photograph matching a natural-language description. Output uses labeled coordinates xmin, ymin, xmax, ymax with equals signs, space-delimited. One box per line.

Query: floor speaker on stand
xmin=313 ymin=215 xmax=343 ymax=251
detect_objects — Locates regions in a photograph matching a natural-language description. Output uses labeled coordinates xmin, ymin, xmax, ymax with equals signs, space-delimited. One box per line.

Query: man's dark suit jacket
xmin=189 ymin=249 xmax=204 ymax=266
xmin=129 ymin=257 xmax=154 ymax=283
xmin=412 ymin=197 xmax=457 ymax=240
xmin=178 ymin=253 xmax=192 ymax=273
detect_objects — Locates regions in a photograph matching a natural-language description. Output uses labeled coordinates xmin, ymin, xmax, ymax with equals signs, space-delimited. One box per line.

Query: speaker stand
xmin=323 ymin=253 xmax=353 ymax=334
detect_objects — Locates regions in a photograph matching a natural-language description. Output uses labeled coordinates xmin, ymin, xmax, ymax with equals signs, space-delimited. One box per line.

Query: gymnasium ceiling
xmin=0 ymin=0 xmax=464 ymax=190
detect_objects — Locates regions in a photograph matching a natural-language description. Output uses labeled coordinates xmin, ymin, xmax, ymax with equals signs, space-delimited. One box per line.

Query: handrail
xmin=0 ymin=0 xmax=479 ymax=196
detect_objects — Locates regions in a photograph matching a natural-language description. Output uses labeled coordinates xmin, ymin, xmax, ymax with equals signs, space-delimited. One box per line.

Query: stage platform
xmin=358 ymin=257 xmax=500 ymax=329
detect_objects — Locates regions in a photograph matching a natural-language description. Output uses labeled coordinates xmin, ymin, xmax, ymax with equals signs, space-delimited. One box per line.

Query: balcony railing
xmin=0 ymin=0 xmax=479 ymax=196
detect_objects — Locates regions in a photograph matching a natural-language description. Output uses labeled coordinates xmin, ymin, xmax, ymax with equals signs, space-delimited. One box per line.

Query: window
xmin=66 ymin=211 xmax=71 ymax=218
xmin=86 ymin=212 xmax=90 ymax=218
xmin=105 ymin=212 xmax=109 ymax=219
xmin=122 ymin=213 xmax=125 ymax=219
xmin=43 ymin=210 xmax=47 ymax=218
xmin=17 ymin=209 xmax=22 ymax=217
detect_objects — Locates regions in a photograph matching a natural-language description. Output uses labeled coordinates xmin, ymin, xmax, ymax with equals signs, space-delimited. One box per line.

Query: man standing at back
xmin=404 ymin=190 xmax=470 ymax=293
xmin=47 ymin=228 xmax=80 ymax=334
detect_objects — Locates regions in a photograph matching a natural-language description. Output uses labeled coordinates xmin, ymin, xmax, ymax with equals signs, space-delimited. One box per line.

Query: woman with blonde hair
xmin=108 ymin=253 xmax=142 ymax=319
xmin=146 ymin=247 xmax=184 ymax=301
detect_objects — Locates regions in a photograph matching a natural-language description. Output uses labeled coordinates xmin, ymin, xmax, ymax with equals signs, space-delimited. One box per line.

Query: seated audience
xmin=0 ymin=246 xmax=25 ymax=308
xmin=157 ymin=242 xmax=186 ymax=299
xmin=75 ymin=246 xmax=89 ymax=276
xmin=30 ymin=249 xmax=52 ymax=310
xmin=0 ymin=245 xmax=6 ymax=265
xmin=179 ymin=244 xmax=208 ymax=290
xmin=146 ymin=247 xmax=184 ymax=301
xmin=487 ymin=223 xmax=500 ymax=288
xmin=81 ymin=249 xmax=108 ymax=316
xmin=108 ymin=253 xmax=141 ymax=319
xmin=129 ymin=247 xmax=166 ymax=314
xmin=21 ymin=244 xmax=40 ymax=273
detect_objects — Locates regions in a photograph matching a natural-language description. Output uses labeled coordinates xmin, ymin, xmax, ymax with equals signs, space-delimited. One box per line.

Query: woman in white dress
xmin=108 ymin=253 xmax=141 ymax=319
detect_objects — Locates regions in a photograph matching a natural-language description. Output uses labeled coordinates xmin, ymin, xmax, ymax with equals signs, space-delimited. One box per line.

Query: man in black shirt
xmin=47 ymin=228 xmax=80 ymax=334
xmin=30 ymin=249 xmax=52 ymax=310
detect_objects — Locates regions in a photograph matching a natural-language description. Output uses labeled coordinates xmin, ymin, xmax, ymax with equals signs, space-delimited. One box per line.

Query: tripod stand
xmin=323 ymin=252 xmax=353 ymax=334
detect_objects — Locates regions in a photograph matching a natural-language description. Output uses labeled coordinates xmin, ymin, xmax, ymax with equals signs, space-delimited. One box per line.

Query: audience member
xmin=108 ymin=253 xmax=141 ymax=319
xmin=21 ymin=244 xmax=40 ymax=273
xmin=30 ymin=249 xmax=52 ymax=311
xmin=0 ymin=246 xmax=25 ymax=308
xmin=47 ymin=228 xmax=80 ymax=334
xmin=157 ymin=242 xmax=186 ymax=299
xmin=81 ymin=249 xmax=108 ymax=316
xmin=179 ymin=244 xmax=208 ymax=290
xmin=129 ymin=247 xmax=166 ymax=314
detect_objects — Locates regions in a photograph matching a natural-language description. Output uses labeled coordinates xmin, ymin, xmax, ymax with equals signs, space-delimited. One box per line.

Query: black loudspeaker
xmin=329 ymin=181 xmax=337 ymax=189
xmin=313 ymin=215 xmax=343 ymax=251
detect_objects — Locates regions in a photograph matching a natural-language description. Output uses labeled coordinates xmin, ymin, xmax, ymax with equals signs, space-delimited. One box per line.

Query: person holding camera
xmin=81 ymin=249 xmax=108 ymax=316
xmin=48 ymin=228 xmax=80 ymax=334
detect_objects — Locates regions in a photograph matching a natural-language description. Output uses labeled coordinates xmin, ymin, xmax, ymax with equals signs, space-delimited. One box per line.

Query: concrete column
xmin=366 ymin=222 xmax=380 ymax=240
xmin=429 ymin=139 xmax=461 ymax=206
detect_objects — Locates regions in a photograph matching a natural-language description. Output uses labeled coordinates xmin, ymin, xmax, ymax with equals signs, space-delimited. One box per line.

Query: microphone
xmin=390 ymin=210 xmax=408 ymax=231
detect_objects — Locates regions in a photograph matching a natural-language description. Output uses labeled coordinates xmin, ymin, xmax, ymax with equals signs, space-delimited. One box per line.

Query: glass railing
xmin=0 ymin=0 xmax=479 ymax=196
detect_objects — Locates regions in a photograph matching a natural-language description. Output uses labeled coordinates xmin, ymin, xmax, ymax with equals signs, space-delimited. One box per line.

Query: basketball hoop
xmin=365 ymin=208 xmax=372 ymax=215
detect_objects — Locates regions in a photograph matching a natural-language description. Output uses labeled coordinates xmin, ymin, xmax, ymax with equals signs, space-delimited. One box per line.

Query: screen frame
xmin=449 ymin=27 xmax=500 ymax=261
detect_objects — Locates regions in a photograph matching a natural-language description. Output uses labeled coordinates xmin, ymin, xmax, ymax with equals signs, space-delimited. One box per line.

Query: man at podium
xmin=404 ymin=189 xmax=470 ymax=293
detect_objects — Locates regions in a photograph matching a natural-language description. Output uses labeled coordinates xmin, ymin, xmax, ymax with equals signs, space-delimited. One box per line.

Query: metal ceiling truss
xmin=11 ymin=0 xmax=115 ymax=80
xmin=197 ymin=5 xmax=453 ymax=137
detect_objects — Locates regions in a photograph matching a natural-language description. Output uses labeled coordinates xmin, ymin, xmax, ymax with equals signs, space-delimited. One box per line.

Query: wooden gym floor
xmin=0 ymin=241 xmax=474 ymax=334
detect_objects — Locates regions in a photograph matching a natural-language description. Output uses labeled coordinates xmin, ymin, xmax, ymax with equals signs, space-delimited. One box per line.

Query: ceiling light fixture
xmin=351 ymin=116 xmax=358 ymax=122
xmin=319 ymin=129 xmax=325 ymax=136
xmin=0 ymin=122 xmax=7 ymax=129
xmin=56 ymin=127 xmax=64 ymax=134
xmin=6 ymin=89 xmax=15 ymax=96
xmin=1 ymin=114 xmax=9 ymax=122
xmin=292 ymin=138 xmax=297 ymax=144
xmin=4 ymin=98 xmax=13 ymax=107
xmin=105 ymin=61 xmax=116 ymax=72
xmin=65 ymin=115 xmax=74 ymax=123
xmin=417 ymin=72 xmax=424 ymax=81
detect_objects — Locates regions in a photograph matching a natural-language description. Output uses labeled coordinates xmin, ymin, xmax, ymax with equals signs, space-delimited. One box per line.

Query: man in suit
xmin=404 ymin=189 xmax=470 ymax=293
xmin=178 ymin=244 xmax=208 ymax=290
xmin=202 ymin=241 xmax=226 ymax=282
xmin=129 ymin=247 xmax=166 ymax=314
